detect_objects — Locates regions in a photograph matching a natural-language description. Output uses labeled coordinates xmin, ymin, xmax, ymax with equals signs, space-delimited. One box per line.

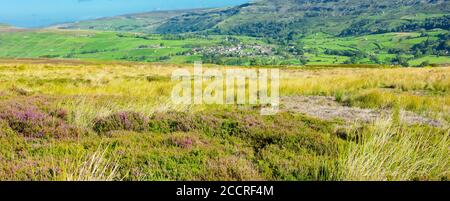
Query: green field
xmin=0 ymin=30 xmax=223 ymax=64
xmin=1 ymin=28 xmax=448 ymax=66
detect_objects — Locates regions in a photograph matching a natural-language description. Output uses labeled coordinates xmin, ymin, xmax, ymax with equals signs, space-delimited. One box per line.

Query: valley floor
xmin=0 ymin=59 xmax=448 ymax=181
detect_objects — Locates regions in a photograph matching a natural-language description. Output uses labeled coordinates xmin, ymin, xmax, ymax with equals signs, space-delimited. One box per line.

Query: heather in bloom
xmin=0 ymin=99 xmax=80 ymax=138
xmin=93 ymin=111 xmax=149 ymax=134
xmin=49 ymin=108 xmax=69 ymax=121
xmin=170 ymin=135 xmax=194 ymax=149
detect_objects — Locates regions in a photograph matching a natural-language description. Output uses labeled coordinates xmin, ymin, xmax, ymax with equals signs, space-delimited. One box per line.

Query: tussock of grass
xmin=336 ymin=119 xmax=449 ymax=181
xmin=63 ymin=146 xmax=120 ymax=181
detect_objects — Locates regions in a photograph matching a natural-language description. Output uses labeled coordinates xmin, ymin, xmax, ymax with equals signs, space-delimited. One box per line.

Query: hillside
xmin=0 ymin=23 xmax=13 ymax=28
xmin=0 ymin=23 xmax=24 ymax=32
xmin=59 ymin=9 xmax=205 ymax=33
xmin=63 ymin=0 xmax=449 ymax=39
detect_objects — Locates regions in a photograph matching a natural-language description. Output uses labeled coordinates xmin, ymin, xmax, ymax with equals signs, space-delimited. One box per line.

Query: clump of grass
xmin=9 ymin=86 xmax=33 ymax=96
xmin=337 ymin=119 xmax=449 ymax=181
xmin=145 ymin=75 xmax=170 ymax=82
xmin=391 ymin=99 xmax=401 ymax=125
xmin=334 ymin=90 xmax=345 ymax=103
xmin=345 ymin=89 xmax=393 ymax=108
xmin=64 ymin=146 xmax=120 ymax=181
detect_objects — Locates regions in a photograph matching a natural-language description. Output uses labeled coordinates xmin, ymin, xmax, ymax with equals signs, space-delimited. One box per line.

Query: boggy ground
xmin=0 ymin=59 xmax=448 ymax=181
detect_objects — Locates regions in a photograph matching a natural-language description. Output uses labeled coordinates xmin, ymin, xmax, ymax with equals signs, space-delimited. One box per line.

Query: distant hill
xmin=0 ymin=23 xmax=23 ymax=32
xmin=63 ymin=0 xmax=449 ymax=39
xmin=60 ymin=9 xmax=206 ymax=33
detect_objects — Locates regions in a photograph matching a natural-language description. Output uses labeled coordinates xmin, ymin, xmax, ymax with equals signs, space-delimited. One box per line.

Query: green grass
xmin=301 ymin=30 xmax=449 ymax=65
xmin=0 ymin=30 xmax=249 ymax=64
xmin=409 ymin=55 xmax=450 ymax=66
xmin=0 ymin=28 xmax=448 ymax=66
xmin=336 ymin=120 xmax=449 ymax=181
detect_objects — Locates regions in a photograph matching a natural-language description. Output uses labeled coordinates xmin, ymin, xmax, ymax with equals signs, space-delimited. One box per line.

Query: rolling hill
xmin=58 ymin=9 xmax=205 ymax=33
xmin=64 ymin=0 xmax=449 ymax=39
xmin=0 ymin=23 xmax=12 ymax=28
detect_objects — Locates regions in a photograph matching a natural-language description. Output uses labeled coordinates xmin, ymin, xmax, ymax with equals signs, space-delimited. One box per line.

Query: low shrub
xmin=257 ymin=144 xmax=336 ymax=180
xmin=169 ymin=134 xmax=195 ymax=149
xmin=93 ymin=111 xmax=149 ymax=134
xmin=148 ymin=112 xmax=199 ymax=133
xmin=0 ymin=101 xmax=79 ymax=138
xmin=49 ymin=108 xmax=69 ymax=121
xmin=91 ymin=110 xmax=339 ymax=158
xmin=204 ymin=156 xmax=263 ymax=181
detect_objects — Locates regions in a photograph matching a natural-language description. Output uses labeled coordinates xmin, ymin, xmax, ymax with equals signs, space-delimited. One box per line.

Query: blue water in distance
xmin=0 ymin=0 xmax=250 ymax=28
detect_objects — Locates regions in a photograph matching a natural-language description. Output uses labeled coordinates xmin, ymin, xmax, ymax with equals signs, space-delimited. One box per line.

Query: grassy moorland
xmin=0 ymin=59 xmax=448 ymax=181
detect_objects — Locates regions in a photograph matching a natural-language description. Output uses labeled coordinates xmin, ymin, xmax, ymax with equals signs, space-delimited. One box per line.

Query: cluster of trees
xmin=161 ymin=34 xmax=211 ymax=40
xmin=118 ymin=55 xmax=171 ymax=62
xmin=392 ymin=15 xmax=450 ymax=33
xmin=380 ymin=32 xmax=449 ymax=66
xmin=156 ymin=8 xmax=240 ymax=34
xmin=223 ymin=20 xmax=304 ymax=44
xmin=324 ymin=49 xmax=365 ymax=57
xmin=78 ymin=48 xmax=119 ymax=55
xmin=340 ymin=15 xmax=449 ymax=36
xmin=390 ymin=54 xmax=410 ymax=67
xmin=339 ymin=19 xmax=377 ymax=36
xmin=117 ymin=33 xmax=155 ymax=40
xmin=411 ymin=33 xmax=449 ymax=57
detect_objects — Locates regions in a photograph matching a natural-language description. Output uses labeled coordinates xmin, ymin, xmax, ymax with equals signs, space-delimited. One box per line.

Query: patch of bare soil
xmin=281 ymin=96 xmax=444 ymax=127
